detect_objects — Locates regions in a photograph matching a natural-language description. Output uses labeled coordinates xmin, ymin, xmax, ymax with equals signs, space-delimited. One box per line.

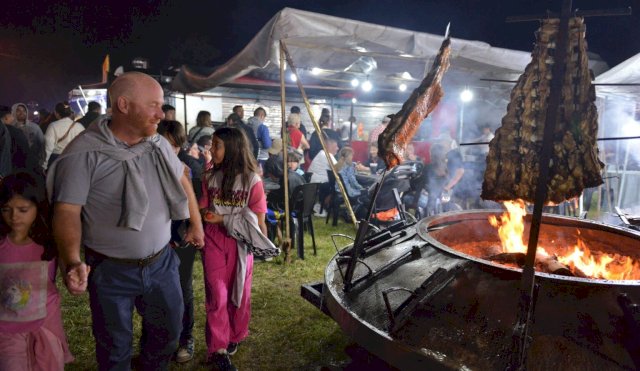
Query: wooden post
xmin=279 ymin=44 xmax=292 ymax=263
xmin=280 ymin=41 xmax=358 ymax=227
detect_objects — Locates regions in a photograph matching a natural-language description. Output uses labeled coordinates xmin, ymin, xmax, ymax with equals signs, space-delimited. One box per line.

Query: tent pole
xmin=279 ymin=43 xmax=292 ymax=263
xmin=280 ymin=41 xmax=357 ymax=227
xmin=76 ymin=85 xmax=89 ymax=115
xmin=349 ymin=101 xmax=355 ymax=144
xmin=183 ymin=93 xmax=188 ymax=132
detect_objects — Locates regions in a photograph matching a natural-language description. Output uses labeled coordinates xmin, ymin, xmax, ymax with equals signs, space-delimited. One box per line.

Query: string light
xmin=460 ymin=88 xmax=473 ymax=102
xmin=362 ymin=80 xmax=373 ymax=92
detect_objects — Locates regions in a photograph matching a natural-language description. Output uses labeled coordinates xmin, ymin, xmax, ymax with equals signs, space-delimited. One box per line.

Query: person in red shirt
xmin=286 ymin=113 xmax=309 ymax=151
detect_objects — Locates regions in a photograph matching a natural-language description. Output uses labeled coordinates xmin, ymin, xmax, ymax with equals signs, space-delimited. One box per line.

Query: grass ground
xmin=60 ymin=217 xmax=360 ymax=370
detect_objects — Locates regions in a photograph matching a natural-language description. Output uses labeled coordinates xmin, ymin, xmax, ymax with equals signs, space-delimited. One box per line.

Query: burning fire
xmin=489 ymin=200 xmax=640 ymax=280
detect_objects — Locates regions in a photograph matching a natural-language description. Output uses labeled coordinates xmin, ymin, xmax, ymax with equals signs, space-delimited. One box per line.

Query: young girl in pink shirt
xmin=0 ymin=172 xmax=73 ymax=370
xmin=199 ymin=127 xmax=274 ymax=371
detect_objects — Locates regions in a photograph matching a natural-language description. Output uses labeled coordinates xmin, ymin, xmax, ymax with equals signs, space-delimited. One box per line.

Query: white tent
xmin=172 ymin=8 xmax=609 ymax=99
xmin=594 ymin=52 xmax=640 ymax=99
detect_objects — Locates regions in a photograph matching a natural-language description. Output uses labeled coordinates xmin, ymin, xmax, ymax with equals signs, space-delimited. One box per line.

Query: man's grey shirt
xmin=53 ymin=136 xmax=184 ymax=259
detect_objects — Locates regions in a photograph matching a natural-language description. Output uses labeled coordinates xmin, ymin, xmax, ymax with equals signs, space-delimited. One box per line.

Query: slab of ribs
xmin=378 ymin=33 xmax=452 ymax=169
xmin=482 ymin=17 xmax=604 ymax=204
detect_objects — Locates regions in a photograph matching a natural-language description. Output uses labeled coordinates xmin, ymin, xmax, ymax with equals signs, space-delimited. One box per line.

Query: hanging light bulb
xmin=399 ymin=83 xmax=407 ymax=92
xmin=311 ymin=67 xmax=321 ymax=75
xmin=351 ymin=98 xmax=357 ymax=104
xmin=290 ymin=73 xmax=297 ymax=82
xmin=362 ymin=80 xmax=373 ymax=92
xmin=401 ymin=71 xmax=412 ymax=79
xmin=351 ymin=78 xmax=360 ymax=87
xmin=460 ymin=88 xmax=473 ymax=103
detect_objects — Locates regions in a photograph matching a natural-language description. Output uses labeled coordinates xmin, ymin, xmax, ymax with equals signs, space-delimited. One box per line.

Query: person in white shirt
xmin=309 ymin=137 xmax=346 ymax=216
xmin=473 ymin=124 xmax=495 ymax=156
xmin=44 ymin=102 xmax=84 ymax=169
xmin=308 ymin=136 xmax=340 ymax=183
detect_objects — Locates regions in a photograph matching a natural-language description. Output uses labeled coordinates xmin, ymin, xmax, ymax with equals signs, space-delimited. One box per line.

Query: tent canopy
xmin=171 ymin=8 xmax=610 ymax=103
xmin=170 ymin=8 xmax=540 ymax=99
xmin=594 ymin=52 xmax=640 ymax=99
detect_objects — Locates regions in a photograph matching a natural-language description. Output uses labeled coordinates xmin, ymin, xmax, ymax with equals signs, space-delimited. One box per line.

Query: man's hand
xmin=180 ymin=172 xmax=205 ymax=248
xmin=184 ymin=222 xmax=205 ymax=249
xmin=53 ymin=202 xmax=86 ymax=295
xmin=64 ymin=262 xmax=91 ymax=295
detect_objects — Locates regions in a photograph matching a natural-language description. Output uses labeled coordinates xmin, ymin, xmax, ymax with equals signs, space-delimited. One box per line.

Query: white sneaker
xmin=314 ymin=210 xmax=327 ymax=217
xmin=313 ymin=203 xmax=321 ymax=214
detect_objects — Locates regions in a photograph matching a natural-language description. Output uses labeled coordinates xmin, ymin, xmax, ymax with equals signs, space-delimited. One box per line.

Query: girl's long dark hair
xmin=210 ymin=127 xmax=258 ymax=202
xmin=0 ymin=172 xmax=56 ymax=260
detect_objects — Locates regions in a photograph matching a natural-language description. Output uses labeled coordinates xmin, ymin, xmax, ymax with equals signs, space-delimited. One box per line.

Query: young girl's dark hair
xmin=157 ymin=120 xmax=187 ymax=148
xmin=0 ymin=172 xmax=56 ymax=260
xmin=211 ymin=127 xmax=258 ymax=201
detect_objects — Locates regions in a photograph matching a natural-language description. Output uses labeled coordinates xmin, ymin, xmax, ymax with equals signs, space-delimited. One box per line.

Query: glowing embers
xmin=488 ymin=200 xmax=640 ymax=280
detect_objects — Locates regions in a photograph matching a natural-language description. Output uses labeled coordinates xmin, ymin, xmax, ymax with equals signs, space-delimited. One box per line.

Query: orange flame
xmin=490 ymin=200 xmax=640 ymax=280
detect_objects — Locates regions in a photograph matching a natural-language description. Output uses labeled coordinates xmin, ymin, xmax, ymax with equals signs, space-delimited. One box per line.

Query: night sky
xmin=1 ymin=0 xmax=638 ymax=109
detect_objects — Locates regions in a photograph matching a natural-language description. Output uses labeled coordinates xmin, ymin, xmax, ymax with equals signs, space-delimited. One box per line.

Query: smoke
xmin=600 ymin=99 xmax=640 ymax=214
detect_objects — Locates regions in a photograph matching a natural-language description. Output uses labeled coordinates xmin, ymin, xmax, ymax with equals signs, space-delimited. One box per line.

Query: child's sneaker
xmin=227 ymin=342 xmax=239 ymax=356
xmin=209 ymin=352 xmax=237 ymax=371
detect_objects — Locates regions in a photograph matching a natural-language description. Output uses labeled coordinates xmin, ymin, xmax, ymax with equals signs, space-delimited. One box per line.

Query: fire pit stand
xmin=308 ymin=210 xmax=640 ymax=370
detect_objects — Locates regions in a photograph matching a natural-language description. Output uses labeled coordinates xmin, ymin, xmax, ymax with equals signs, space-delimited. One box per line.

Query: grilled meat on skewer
xmin=482 ymin=17 xmax=603 ymax=204
xmin=378 ymin=34 xmax=452 ymax=169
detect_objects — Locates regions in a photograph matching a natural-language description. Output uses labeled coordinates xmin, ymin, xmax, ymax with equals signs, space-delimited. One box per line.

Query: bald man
xmin=48 ymin=72 xmax=204 ymax=370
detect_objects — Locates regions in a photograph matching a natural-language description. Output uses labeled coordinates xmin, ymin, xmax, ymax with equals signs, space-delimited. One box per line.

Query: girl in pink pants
xmin=199 ymin=128 xmax=268 ymax=371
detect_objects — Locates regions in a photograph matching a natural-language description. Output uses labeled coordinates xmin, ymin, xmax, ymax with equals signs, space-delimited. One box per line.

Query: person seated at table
xmin=367 ymin=142 xmax=386 ymax=174
xmin=308 ymin=136 xmax=340 ymax=183
xmin=336 ymin=147 xmax=370 ymax=219
xmin=285 ymin=151 xmax=306 ymax=196
xmin=288 ymin=149 xmax=306 ymax=177
xmin=266 ymin=151 xmax=306 ymax=209
xmin=263 ymin=138 xmax=284 ymax=181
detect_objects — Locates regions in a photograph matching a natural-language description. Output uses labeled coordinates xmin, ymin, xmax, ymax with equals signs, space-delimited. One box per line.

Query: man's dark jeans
xmin=86 ymin=246 xmax=184 ymax=371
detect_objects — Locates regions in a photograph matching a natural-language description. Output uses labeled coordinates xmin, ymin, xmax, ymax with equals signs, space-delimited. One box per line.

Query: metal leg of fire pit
xmin=618 ymin=293 xmax=640 ymax=369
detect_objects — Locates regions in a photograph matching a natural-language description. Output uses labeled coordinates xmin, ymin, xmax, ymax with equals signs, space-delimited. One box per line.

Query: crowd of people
xmin=0 ymin=71 xmax=486 ymax=371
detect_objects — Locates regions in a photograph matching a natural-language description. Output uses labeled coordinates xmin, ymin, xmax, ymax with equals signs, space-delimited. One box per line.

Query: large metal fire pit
xmin=322 ymin=211 xmax=640 ymax=370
